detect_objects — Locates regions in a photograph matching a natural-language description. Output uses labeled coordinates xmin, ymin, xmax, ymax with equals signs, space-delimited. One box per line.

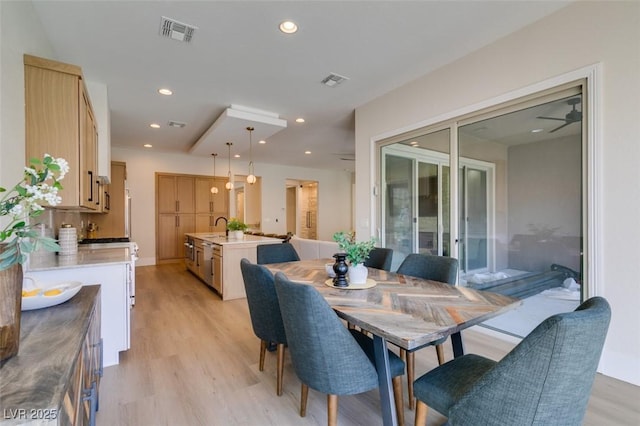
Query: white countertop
xmin=185 ymin=233 xmax=282 ymax=245
xmin=26 ymin=246 xmax=135 ymax=271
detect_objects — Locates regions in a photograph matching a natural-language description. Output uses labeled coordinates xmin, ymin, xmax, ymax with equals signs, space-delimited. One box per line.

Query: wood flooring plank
xmin=96 ymin=263 xmax=640 ymax=426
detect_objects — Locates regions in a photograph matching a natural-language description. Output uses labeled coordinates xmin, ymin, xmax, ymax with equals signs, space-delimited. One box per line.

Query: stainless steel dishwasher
xmin=212 ymin=244 xmax=223 ymax=294
xmin=201 ymin=241 xmax=213 ymax=287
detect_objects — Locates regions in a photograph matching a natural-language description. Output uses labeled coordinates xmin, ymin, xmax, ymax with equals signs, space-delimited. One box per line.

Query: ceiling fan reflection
xmin=537 ymin=98 xmax=582 ymax=133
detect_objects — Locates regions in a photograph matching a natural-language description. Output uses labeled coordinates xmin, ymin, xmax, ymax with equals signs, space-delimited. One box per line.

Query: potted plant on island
xmin=0 ymin=154 xmax=68 ymax=361
xmin=227 ymin=218 xmax=248 ymax=239
xmin=333 ymin=231 xmax=376 ymax=284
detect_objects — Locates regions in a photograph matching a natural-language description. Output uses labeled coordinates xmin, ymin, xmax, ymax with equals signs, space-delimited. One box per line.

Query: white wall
xmin=355 ymin=1 xmax=640 ymax=385
xmin=112 ymin=147 xmax=352 ymax=266
xmin=0 ymin=1 xmax=54 ymax=222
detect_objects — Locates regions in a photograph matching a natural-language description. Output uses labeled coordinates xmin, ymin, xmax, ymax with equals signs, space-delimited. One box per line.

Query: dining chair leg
xmin=407 ymin=350 xmax=415 ymax=410
xmin=327 ymin=394 xmax=338 ymax=426
xmin=392 ymin=376 xmax=405 ymax=426
xmin=400 ymin=348 xmax=406 ymax=361
xmin=259 ymin=340 xmax=267 ymax=371
xmin=276 ymin=343 xmax=285 ymax=396
xmin=435 ymin=343 xmax=445 ymax=365
xmin=414 ymin=400 xmax=429 ymax=426
xmin=300 ymin=383 xmax=309 ymax=417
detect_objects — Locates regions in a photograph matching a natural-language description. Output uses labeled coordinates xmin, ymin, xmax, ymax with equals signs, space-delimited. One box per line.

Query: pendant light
xmin=246 ymin=126 xmax=256 ymax=184
xmin=210 ymin=153 xmax=219 ymax=194
xmin=225 ymin=142 xmax=234 ymax=190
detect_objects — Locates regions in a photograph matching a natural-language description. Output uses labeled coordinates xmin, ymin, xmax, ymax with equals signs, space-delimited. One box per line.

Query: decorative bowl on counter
xmin=22 ymin=279 xmax=83 ymax=311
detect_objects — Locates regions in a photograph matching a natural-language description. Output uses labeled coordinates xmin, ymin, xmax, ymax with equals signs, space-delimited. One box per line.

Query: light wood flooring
xmin=97 ymin=263 xmax=640 ymax=425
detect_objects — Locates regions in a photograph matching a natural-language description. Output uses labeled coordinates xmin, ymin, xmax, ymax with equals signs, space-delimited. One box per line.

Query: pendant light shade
xmin=246 ymin=126 xmax=256 ymax=184
xmin=210 ymin=153 xmax=219 ymax=194
xmin=225 ymin=142 xmax=234 ymax=190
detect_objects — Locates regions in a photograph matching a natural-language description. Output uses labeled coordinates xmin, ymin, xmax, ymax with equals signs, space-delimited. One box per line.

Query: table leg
xmin=451 ymin=331 xmax=465 ymax=358
xmin=373 ymin=335 xmax=398 ymax=426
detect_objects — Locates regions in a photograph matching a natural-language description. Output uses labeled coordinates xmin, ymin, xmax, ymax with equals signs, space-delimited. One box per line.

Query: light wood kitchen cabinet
xmin=157 ymin=174 xmax=196 ymax=262
xmin=24 ymin=54 xmax=99 ymax=211
xmin=195 ymin=176 xmax=228 ymax=233
xmin=157 ymin=173 xmax=228 ymax=262
xmin=92 ymin=162 xmax=127 ymax=236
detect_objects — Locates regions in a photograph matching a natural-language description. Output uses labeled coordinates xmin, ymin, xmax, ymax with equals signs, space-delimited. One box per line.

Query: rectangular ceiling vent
xmin=321 ymin=73 xmax=350 ymax=88
xmin=167 ymin=120 xmax=186 ymax=128
xmin=160 ymin=16 xmax=197 ymax=43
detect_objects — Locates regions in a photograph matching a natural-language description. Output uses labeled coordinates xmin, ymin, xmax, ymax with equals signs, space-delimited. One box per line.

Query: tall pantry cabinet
xmin=157 ymin=174 xmax=195 ymax=262
xmin=24 ymin=54 xmax=99 ymax=211
xmin=156 ymin=173 xmax=230 ymax=262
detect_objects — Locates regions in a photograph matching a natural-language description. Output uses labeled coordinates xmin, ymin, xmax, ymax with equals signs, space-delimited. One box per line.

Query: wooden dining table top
xmin=264 ymin=259 xmax=521 ymax=351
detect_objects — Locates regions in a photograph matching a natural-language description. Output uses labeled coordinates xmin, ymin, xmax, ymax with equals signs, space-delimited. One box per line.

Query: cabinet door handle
xmin=209 ymin=201 xmax=213 ymax=212
xmin=95 ymin=180 xmax=100 ymax=205
xmin=88 ymin=171 xmax=94 ymax=201
xmin=105 ymin=192 xmax=110 ymax=210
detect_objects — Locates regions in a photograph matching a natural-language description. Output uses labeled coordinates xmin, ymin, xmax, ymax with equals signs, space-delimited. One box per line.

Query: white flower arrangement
xmin=0 ymin=154 xmax=69 ymax=270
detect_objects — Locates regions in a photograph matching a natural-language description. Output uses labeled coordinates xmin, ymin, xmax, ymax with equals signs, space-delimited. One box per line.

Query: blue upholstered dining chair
xmin=413 ymin=296 xmax=611 ymax=426
xmin=239 ymin=259 xmax=288 ymax=396
xmin=273 ymin=272 xmax=406 ymax=426
xmin=256 ymin=242 xmax=300 ymax=265
xmin=395 ymin=253 xmax=459 ymax=409
xmin=364 ymin=247 xmax=393 ymax=271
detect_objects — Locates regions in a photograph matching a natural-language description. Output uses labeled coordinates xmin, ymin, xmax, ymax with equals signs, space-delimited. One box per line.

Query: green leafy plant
xmin=0 ymin=155 xmax=69 ymax=270
xmin=227 ymin=218 xmax=248 ymax=232
xmin=333 ymin=231 xmax=376 ymax=265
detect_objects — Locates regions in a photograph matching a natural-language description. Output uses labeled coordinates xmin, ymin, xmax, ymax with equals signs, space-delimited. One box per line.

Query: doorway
xmin=379 ymin=87 xmax=584 ymax=337
xmin=285 ymin=179 xmax=318 ymax=239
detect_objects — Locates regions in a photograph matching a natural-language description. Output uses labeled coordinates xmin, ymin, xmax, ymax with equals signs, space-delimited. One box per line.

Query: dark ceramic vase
xmin=332 ymin=253 xmax=349 ymax=287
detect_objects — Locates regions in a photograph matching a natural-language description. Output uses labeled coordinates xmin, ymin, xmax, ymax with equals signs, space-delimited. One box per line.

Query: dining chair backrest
xmin=364 ymin=247 xmax=393 ymax=271
xmin=257 ymin=242 xmax=300 ymax=265
xmin=273 ymin=272 xmax=379 ymax=395
xmin=449 ymin=296 xmax=611 ymax=425
xmin=396 ymin=253 xmax=458 ymax=284
xmin=240 ymin=259 xmax=287 ymax=345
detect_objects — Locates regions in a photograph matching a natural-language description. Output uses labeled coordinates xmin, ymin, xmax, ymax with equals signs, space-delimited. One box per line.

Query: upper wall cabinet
xmin=24 ymin=54 xmax=99 ymax=211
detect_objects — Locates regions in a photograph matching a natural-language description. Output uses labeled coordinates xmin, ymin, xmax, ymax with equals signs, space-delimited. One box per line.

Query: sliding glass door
xmin=379 ymin=87 xmax=585 ymax=337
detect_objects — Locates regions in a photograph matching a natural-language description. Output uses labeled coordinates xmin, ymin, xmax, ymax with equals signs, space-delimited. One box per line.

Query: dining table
xmin=264 ymin=259 xmax=521 ymax=426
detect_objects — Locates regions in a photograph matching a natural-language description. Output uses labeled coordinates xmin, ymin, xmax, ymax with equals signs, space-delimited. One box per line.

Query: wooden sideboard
xmin=1 ymin=286 xmax=102 ymax=425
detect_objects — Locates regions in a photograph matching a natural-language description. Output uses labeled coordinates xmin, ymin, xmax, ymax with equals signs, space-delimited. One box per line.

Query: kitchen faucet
xmin=215 ymin=216 xmax=229 ymax=236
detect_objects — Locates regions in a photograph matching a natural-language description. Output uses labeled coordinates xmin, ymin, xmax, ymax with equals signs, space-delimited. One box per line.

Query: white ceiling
xmin=30 ymin=1 xmax=572 ymax=172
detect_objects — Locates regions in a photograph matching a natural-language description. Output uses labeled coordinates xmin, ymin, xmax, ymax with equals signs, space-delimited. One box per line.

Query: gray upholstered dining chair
xmin=395 ymin=253 xmax=459 ymax=409
xmin=413 ymin=296 xmax=611 ymax=426
xmin=239 ymin=259 xmax=288 ymax=396
xmin=256 ymin=242 xmax=300 ymax=265
xmin=364 ymin=247 xmax=393 ymax=271
xmin=273 ymin=272 xmax=406 ymax=426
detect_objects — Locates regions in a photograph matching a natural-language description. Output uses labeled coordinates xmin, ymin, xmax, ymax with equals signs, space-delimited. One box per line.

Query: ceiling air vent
xmin=321 ymin=73 xmax=349 ymax=88
xmin=167 ymin=120 xmax=186 ymax=128
xmin=160 ymin=16 xmax=197 ymax=43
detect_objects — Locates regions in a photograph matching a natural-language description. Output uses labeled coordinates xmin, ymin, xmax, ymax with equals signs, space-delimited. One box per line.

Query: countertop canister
xmin=58 ymin=224 xmax=77 ymax=256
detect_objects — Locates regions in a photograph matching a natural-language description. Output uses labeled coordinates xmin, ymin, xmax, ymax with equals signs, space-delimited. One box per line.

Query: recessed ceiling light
xmin=279 ymin=20 xmax=298 ymax=34
xmin=259 ymin=140 xmax=266 ymax=144
xmin=304 ymin=150 xmax=311 ymax=155
xmin=296 ymin=118 xmax=305 ymax=123
xmin=234 ymin=154 xmax=240 ymax=158
xmin=150 ymin=123 xmax=160 ymax=129
xmin=143 ymin=144 xmax=152 ymax=148
xmin=531 ymin=128 xmax=544 ymax=133
xmin=158 ymin=88 xmax=173 ymax=96
xmin=409 ymin=141 xmax=419 ymax=146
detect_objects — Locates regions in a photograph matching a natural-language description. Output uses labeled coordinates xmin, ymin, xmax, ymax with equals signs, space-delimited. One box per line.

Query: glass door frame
xmin=374 ymin=69 xmax=598 ymax=299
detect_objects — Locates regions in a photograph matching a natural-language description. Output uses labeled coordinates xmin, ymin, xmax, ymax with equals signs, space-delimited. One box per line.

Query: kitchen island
xmin=25 ymin=245 xmax=136 ymax=367
xmin=184 ymin=233 xmax=281 ymax=300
